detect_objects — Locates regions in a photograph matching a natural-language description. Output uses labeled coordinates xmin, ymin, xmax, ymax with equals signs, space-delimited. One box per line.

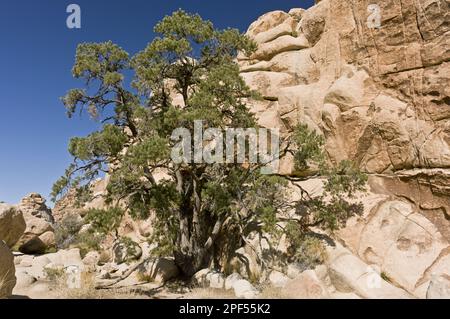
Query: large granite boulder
xmin=0 ymin=240 xmax=16 ymax=298
xmin=0 ymin=204 xmax=26 ymax=248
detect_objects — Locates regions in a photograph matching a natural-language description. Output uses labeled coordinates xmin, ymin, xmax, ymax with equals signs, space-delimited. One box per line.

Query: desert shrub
xmin=293 ymin=236 xmax=327 ymax=269
xmin=73 ymin=230 xmax=104 ymax=258
xmin=54 ymin=212 xmax=105 ymax=257
xmin=285 ymin=223 xmax=327 ymax=269
xmin=136 ymin=271 xmax=154 ymax=283
xmin=54 ymin=213 xmax=84 ymax=249
xmin=44 ymin=267 xmax=66 ymax=281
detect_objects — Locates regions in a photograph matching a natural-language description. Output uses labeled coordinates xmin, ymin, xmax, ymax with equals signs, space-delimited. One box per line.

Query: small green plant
xmin=74 ymin=230 xmax=104 ymax=258
xmin=136 ymin=271 xmax=154 ymax=283
xmin=114 ymin=237 xmax=142 ymax=264
xmin=54 ymin=213 xmax=84 ymax=249
xmin=44 ymin=267 xmax=66 ymax=281
xmin=285 ymin=231 xmax=327 ymax=270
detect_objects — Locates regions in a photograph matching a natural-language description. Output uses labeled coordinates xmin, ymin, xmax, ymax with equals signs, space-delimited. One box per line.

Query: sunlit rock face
xmin=239 ymin=0 xmax=450 ymax=175
xmin=239 ymin=0 xmax=450 ymax=298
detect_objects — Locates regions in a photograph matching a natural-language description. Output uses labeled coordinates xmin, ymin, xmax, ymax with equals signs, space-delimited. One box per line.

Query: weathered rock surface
xmin=13 ymin=248 xmax=85 ymax=295
xmin=0 ymin=240 xmax=16 ymax=299
xmin=16 ymin=194 xmax=55 ymax=254
xmin=225 ymin=273 xmax=242 ymax=290
xmin=268 ymin=270 xmax=289 ymax=288
xmin=138 ymin=258 xmax=179 ymax=284
xmin=240 ymin=0 xmax=450 ymax=175
xmin=240 ymin=0 xmax=450 ymax=299
xmin=232 ymin=279 xmax=259 ymax=299
xmin=426 ymin=274 xmax=450 ymax=299
xmin=113 ymin=238 xmax=143 ymax=264
xmin=52 ymin=178 xmax=109 ymax=223
xmin=283 ymin=269 xmax=330 ymax=298
xmin=326 ymin=243 xmax=412 ymax=299
xmin=334 ymin=176 xmax=450 ymax=298
xmin=0 ymin=204 xmax=26 ymax=248
xmin=18 ymin=193 xmax=54 ymax=223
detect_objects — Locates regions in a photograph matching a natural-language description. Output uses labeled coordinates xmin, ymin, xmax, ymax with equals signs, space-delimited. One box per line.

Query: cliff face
xmin=239 ymin=0 xmax=450 ymax=298
xmin=239 ymin=0 xmax=450 ymax=174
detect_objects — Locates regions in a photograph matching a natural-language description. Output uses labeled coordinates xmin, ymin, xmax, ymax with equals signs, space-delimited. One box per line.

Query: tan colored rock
xmin=138 ymin=258 xmax=179 ymax=284
xmin=225 ymin=273 xmax=242 ymax=290
xmin=19 ymin=256 xmax=50 ymax=281
xmin=357 ymin=200 xmax=448 ymax=294
xmin=39 ymin=231 xmax=55 ymax=248
xmin=247 ymin=11 xmax=291 ymax=39
xmin=240 ymin=60 xmax=272 ymax=73
xmin=283 ymin=270 xmax=329 ymax=298
xmin=251 ymin=35 xmax=309 ymax=60
xmin=18 ymin=193 xmax=53 ymax=223
xmin=18 ymin=236 xmax=47 ymax=255
xmin=426 ymin=274 xmax=450 ymax=299
xmin=206 ymin=271 xmax=225 ymax=289
xmin=14 ymin=194 xmax=55 ymax=254
xmin=83 ymin=251 xmax=100 ymax=267
xmin=45 ymin=248 xmax=84 ymax=269
xmin=268 ymin=270 xmax=289 ymax=288
xmin=298 ymin=0 xmax=327 ymax=46
xmin=252 ymin=17 xmax=296 ymax=45
xmin=241 ymin=71 xmax=296 ymax=99
xmin=0 ymin=241 xmax=15 ymax=298
xmin=0 ymin=204 xmax=26 ymax=248
xmin=270 ymin=50 xmax=319 ymax=83
xmin=288 ymin=8 xmax=305 ymax=21
xmin=327 ymin=244 xmax=411 ymax=299
xmin=17 ymin=215 xmax=54 ymax=254
xmin=241 ymin=0 xmax=450 ymax=175
xmin=14 ymin=269 xmax=36 ymax=290
xmin=232 ymin=279 xmax=259 ymax=299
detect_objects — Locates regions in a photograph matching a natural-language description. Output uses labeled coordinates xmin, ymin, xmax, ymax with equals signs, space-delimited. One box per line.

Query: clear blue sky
xmin=0 ymin=0 xmax=314 ymax=205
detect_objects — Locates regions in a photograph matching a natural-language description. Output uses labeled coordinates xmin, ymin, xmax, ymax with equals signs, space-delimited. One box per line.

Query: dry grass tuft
xmin=0 ymin=269 xmax=15 ymax=299
xmin=51 ymin=272 xmax=144 ymax=299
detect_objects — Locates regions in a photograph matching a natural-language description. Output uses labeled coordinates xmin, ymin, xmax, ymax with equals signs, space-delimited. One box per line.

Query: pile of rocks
xmin=16 ymin=194 xmax=56 ymax=255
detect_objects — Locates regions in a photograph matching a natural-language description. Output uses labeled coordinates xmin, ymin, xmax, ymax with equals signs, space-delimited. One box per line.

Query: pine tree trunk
xmin=173 ymin=170 xmax=221 ymax=277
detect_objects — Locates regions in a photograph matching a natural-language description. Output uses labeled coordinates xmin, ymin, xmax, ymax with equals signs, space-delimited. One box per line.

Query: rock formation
xmin=238 ymin=0 xmax=450 ymax=176
xmin=16 ymin=194 xmax=55 ymax=254
xmin=237 ymin=0 xmax=450 ymax=299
